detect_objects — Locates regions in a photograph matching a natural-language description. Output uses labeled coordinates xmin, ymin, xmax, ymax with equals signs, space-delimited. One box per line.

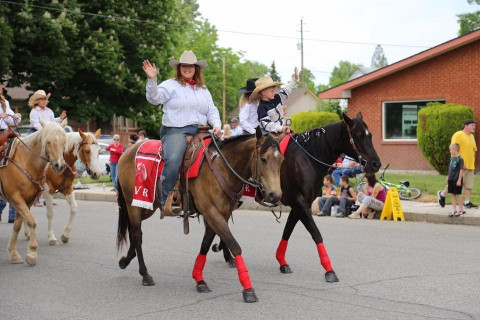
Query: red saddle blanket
xmin=279 ymin=134 xmax=292 ymax=155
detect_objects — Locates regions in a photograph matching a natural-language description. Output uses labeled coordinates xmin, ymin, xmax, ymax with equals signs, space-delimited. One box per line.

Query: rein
xmin=78 ymin=142 xmax=95 ymax=176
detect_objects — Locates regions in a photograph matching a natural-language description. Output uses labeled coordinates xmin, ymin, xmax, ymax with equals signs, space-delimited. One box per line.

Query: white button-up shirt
xmin=29 ymin=106 xmax=62 ymax=131
xmin=239 ymin=102 xmax=259 ymax=134
xmin=146 ymin=78 xmax=221 ymax=129
xmin=0 ymin=99 xmax=21 ymax=130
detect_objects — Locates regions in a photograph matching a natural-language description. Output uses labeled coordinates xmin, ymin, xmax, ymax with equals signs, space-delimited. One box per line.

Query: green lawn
xmin=74 ymin=174 xmax=114 ymax=187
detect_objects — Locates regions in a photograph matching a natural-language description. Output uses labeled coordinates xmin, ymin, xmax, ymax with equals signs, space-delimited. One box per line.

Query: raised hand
xmin=142 ymin=60 xmax=158 ymax=79
xmin=293 ymin=67 xmax=299 ymax=82
xmin=60 ymin=110 xmax=67 ymax=120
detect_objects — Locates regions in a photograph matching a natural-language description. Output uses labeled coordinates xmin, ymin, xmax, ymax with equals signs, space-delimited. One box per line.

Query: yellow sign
xmin=380 ymin=187 xmax=405 ymax=221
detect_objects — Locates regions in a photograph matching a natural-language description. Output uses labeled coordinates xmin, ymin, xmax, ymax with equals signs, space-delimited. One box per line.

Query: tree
xmin=295 ymin=68 xmax=316 ymax=92
xmin=328 ymin=60 xmax=362 ymax=88
xmin=3 ymin=0 xmax=190 ymax=137
xmin=371 ymin=44 xmax=388 ymax=68
xmin=458 ymin=0 xmax=480 ymax=35
xmin=269 ymin=61 xmax=281 ymax=82
xmin=0 ymin=5 xmax=14 ymax=79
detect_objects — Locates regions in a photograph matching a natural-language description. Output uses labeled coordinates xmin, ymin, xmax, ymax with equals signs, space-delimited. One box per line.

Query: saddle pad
xmin=185 ymin=137 xmax=212 ymax=178
xmin=132 ymin=140 xmax=164 ymax=209
xmin=0 ymin=137 xmax=17 ymax=168
xmin=279 ymin=134 xmax=292 ymax=155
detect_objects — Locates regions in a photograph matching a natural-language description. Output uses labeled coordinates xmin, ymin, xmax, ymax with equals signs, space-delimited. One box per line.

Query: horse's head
xmin=342 ymin=112 xmax=381 ymax=173
xmin=40 ymin=119 xmax=68 ymax=173
xmin=77 ymin=128 xmax=103 ymax=179
xmin=253 ymin=127 xmax=284 ymax=204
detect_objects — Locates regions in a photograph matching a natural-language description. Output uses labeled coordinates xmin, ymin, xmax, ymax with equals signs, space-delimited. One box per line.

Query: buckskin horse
xmin=213 ymin=113 xmax=381 ymax=282
xmin=1 ymin=120 xmax=67 ymax=265
xmin=40 ymin=129 xmax=103 ymax=245
xmin=116 ymin=128 xmax=284 ymax=303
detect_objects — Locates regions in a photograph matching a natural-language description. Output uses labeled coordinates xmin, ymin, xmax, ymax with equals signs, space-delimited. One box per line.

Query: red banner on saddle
xmin=279 ymin=134 xmax=292 ymax=155
xmin=185 ymin=137 xmax=212 ymax=178
xmin=132 ymin=140 xmax=164 ymax=209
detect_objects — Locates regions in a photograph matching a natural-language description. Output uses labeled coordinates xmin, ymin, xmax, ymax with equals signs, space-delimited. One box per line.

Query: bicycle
xmin=355 ymin=164 xmax=422 ymax=200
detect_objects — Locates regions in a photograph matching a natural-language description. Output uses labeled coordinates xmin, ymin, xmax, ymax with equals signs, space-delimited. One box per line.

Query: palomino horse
xmin=1 ymin=120 xmax=67 ymax=265
xmin=214 ymin=113 xmax=381 ymax=282
xmin=116 ymin=129 xmax=284 ymax=303
xmin=42 ymin=129 xmax=103 ymax=245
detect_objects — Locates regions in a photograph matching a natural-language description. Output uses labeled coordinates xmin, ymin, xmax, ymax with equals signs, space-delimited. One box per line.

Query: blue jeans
xmin=160 ymin=125 xmax=198 ymax=205
xmin=110 ymin=162 xmax=118 ymax=190
xmin=0 ymin=200 xmax=17 ymax=221
xmin=332 ymin=167 xmax=363 ymax=186
xmin=318 ymin=197 xmax=339 ymax=215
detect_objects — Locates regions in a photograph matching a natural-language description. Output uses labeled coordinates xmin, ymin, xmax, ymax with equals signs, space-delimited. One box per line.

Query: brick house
xmin=318 ymin=29 xmax=480 ymax=170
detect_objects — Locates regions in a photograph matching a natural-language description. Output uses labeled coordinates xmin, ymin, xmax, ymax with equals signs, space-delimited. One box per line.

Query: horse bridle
xmin=345 ymin=121 xmax=368 ymax=168
xmin=77 ymin=141 xmax=97 ymax=176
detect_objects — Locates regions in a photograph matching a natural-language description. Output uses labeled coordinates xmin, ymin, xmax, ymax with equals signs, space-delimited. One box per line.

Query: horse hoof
xmin=118 ymin=257 xmax=129 ymax=269
xmin=325 ymin=270 xmax=339 ymax=282
xmin=142 ymin=275 xmax=155 ymax=286
xmin=49 ymin=240 xmax=59 ymax=246
xmin=280 ymin=265 xmax=293 ymax=274
xmin=227 ymin=260 xmax=236 ymax=268
xmin=61 ymin=235 xmax=69 ymax=244
xmin=242 ymin=289 xmax=258 ymax=303
xmin=11 ymin=257 xmax=24 ymax=264
xmin=196 ymin=282 xmax=211 ymax=293
xmin=25 ymin=255 xmax=37 ymax=266
xmin=212 ymin=243 xmax=220 ymax=252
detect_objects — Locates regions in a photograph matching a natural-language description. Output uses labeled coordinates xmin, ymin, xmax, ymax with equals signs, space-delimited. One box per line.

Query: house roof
xmin=318 ymin=29 xmax=480 ymax=99
xmin=348 ymin=66 xmax=378 ymax=81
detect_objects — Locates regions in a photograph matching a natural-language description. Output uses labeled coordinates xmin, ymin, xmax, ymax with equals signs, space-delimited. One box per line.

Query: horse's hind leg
xmin=275 ymin=208 xmax=301 ymax=274
xmin=212 ymin=239 xmax=235 ymax=268
xmin=8 ymin=214 xmax=24 ymax=264
xmin=206 ymin=213 xmax=258 ymax=303
xmin=193 ymin=224 xmax=216 ymax=293
xmin=129 ymin=206 xmax=154 ymax=286
xmin=44 ymin=188 xmax=58 ymax=245
xmin=297 ymin=204 xmax=338 ymax=283
xmin=61 ymin=192 xmax=78 ymax=244
xmin=118 ymin=229 xmax=137 ymax=270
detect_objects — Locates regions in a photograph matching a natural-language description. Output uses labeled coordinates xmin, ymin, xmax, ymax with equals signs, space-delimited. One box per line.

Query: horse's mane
xmin=40 ymin=122 xmax=66 ymax=153
xmin=292 ymin=120 xmax=344 ymax=155
xmin=65 ymin=132 xmax=83 ymax=157
xmin=218 ymin=133 xmax=279 ymax=153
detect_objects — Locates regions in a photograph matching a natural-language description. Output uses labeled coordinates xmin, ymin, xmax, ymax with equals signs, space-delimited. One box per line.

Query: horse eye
xmin=85 ymin=150 xmax=90 ymax=154
xmin=261 ymin=158 xmax=267 ymax=164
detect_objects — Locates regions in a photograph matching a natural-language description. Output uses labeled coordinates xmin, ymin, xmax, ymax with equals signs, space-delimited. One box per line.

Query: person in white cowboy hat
xmin=28 ymin=90 xmax=67 ymax=134
xmin=142 ymin=50 xmax=222 ymax=217
xmin=250 ymin=67 xmax=298 ymax=133
xmin=237 ymin=78 xmax=259 ymax=135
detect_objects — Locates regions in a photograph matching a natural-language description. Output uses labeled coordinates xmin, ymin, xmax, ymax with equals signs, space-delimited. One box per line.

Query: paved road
xmin=0 ymin=200 xmax=479 ymax=320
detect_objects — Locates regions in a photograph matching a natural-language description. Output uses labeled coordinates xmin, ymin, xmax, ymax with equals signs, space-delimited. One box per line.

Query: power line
xmin=0 ymin=0 xmax=431 ymax=49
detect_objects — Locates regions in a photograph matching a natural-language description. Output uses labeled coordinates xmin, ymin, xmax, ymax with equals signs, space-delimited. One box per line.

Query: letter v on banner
xmin=380 ymin=187 xmax=405 ymax=221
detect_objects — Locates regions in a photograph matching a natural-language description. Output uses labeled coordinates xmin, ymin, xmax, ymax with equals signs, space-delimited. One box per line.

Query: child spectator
xmin=447 ymin=143 xmax=464 ymax=217
xmin=249 ymin=67 xmax=298 ymax=133
xmin=336 ymin=176 xmax=357 ymax=217
xmin=313 ymin=175 xmax=337 ymax=216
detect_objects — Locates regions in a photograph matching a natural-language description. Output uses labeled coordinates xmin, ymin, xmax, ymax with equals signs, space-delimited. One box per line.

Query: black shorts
xmin=448 ymin=179 xmax=462 ymax=195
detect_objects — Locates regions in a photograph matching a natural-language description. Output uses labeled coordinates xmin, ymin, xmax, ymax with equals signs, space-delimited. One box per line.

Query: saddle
xmin=0 ymin=132 xmax=18 ymax=158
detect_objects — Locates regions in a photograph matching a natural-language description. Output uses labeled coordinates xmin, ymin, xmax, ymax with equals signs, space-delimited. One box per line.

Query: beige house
xmin=228 ymin=87 xmax=320 ymax=119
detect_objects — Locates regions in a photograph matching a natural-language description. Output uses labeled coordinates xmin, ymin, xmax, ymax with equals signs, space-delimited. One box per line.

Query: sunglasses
xmin=114 ymin=139 xmax=119 ymax=141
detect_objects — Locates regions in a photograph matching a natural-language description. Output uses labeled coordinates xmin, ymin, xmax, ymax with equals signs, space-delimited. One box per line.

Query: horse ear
xmin=342 ymin=112 xmax=354 ymax=127
xmin=94 ymin=128 xmax=101 ymax=139
xmin=255 ymin=126 xmax=263 ymax=141
xmin=78 ymin=129 xmax=86 ymax=140
xmin=60 ymin=118 xmax=67 ymax=128
xmin=40 ymin=120 xmax=46 ymax=128
xmin=356 ymin=112 xmax=363 ymax=120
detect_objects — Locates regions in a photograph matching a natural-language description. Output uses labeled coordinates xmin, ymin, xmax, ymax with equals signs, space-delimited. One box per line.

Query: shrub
xmin=290 ymin=111 xmax=340 ymax=133
xmin=417 ymin=102 xmax=474 ymax=175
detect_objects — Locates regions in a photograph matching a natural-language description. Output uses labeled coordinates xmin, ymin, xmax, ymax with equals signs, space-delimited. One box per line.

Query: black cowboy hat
xmin=237 ymin=78 xmax=259 ymax=94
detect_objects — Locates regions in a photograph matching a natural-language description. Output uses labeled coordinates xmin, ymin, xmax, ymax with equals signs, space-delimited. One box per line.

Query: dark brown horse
xmin=214 ymin=113 xmax=381 ymax=282
xmin=116 ymin=129 xmax=284 ymax=303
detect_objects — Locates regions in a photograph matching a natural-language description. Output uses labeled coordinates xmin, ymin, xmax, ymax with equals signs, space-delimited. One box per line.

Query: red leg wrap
xmin=276 ymin=239 xmax=288 ymax=266
xmin=235 ymin=255 xmax=252 ymax=290
xmin=192 ymin=254 xmax=207 ymax=282
xmin=317 ymin=243 xmax=333 ymax=272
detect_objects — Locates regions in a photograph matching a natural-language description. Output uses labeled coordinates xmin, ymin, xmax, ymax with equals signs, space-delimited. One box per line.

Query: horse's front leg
xmin=211 ymin=239 xmax=235 ymax=268
xmin=61 ymin=191 xmax=78 ymax=244
xmin=275 ymin=207 xmax=300 ymax=274
xmin=9 ymin=200 xmax=38 ymax=266
xmin=205 ymin=212 xmax=258 ymax=303
xmin=192 ymin=224 xmax=216 ymax=293
xmin=8 ymin=213 xmax=24 ymax=264
xmin=44 ymin=187 xmax=58 ymax=245
xmin=296 ymin=202 xmax=339 ymax=283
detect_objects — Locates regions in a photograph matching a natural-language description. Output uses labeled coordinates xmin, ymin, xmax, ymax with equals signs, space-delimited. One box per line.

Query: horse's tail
xmin=116 ymin=181 xmax=129 ymax=252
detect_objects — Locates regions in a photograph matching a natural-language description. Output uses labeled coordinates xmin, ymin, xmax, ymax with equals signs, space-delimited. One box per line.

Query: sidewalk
xmin=63 ymin=184 xmax=480 ymax=226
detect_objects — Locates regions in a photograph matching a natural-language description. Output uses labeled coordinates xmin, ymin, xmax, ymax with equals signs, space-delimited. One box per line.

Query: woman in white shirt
xmin=237 ymin=78 xmax=259 ymax=135
xmin=142 ymin=50 xmax=222 ymax=216
xmin=28 ymin=90 xmax=67 ymax=134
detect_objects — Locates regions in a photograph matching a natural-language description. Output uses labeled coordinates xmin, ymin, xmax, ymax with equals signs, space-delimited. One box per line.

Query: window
xmin=383 ymin=100 xmax=445 ymax=141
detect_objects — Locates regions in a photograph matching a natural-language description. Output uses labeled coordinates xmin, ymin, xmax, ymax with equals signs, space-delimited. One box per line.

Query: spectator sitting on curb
xmin=312 ymin=175 xmax=337 ymax=216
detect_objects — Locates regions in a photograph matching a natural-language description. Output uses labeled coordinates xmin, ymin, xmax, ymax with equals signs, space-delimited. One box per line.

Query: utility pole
xmin=222 ymin=56 xmax=226 ymax=124
xmin=300 ymin=18 xmax=304 ymax=88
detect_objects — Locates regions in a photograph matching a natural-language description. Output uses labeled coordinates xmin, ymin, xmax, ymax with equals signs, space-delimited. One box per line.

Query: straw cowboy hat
xmin=237 ymin=78 xmax=259 ymax=94
xmin=169 ymin=50 xmax=208 ymax=69
xmin=249 ymin=77 xmax=283 ymax=101
xmin=28 ymin=90 xmax=48 ymax=107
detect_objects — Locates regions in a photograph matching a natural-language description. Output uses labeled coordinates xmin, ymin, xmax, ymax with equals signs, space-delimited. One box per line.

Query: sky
xmin=195 ymin=0 xmax=478 ymax=86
